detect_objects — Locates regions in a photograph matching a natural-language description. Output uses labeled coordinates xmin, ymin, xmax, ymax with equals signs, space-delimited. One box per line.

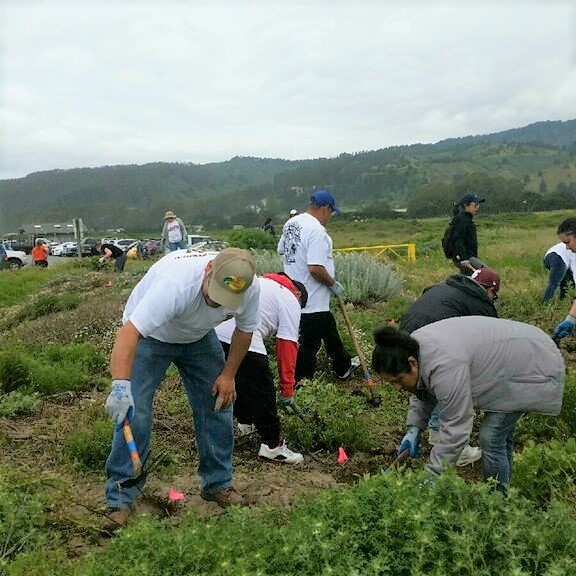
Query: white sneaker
xmin=456 ymin=445 xmax=482 ymax=467
xmin=338 ymin=356 xmax=361 ymax=380
xmin=258 ymin=442 xmax=304 ymax=464
xmin=428 ymin=429 xmax=439 ymax=445
xmin=237 ymin=423 xmax=256 ymax=437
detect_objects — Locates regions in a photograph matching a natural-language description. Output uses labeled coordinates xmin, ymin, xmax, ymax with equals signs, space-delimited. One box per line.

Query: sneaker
xmin=237 ymin=423 xmax=256 ymax=437
xmin=337 ymin=356 xmax=361 ymax=380
xmin=258 ymin=441 xmax=304 ymax=464
xmin=456 ymin=445 xmax=483 ymax=467
xmin=428 ymin=429 xmax=439 ymax=445
xmin=200 ymin=487 xmax=246 ymax=508
xmin=102 ymin=508 xmax=130 ymax=534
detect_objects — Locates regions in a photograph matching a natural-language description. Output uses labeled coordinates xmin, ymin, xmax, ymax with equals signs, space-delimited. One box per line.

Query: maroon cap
xmin=471 ymin=268 xmax=500 ymax=293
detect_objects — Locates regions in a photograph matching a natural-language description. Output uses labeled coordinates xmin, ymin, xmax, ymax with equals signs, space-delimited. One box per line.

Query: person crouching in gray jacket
xmin=372 ymin=317 xmax=565 ymax=494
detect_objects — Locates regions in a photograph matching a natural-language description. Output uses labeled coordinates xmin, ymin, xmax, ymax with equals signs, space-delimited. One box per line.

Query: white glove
xmin=105 ymin=379 xmax=135 ymax=426
xmin=329 ymin=281 xmax=344 ymax=298
xmin=98 ymin=256 xmax=106 ymax=264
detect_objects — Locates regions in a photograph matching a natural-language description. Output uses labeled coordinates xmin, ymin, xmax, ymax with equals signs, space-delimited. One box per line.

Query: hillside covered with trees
xmin=1 ymin=119 xmax=575 ymax=232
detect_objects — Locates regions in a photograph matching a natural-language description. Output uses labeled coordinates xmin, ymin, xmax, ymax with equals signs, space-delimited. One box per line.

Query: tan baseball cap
xmin=208 ymin=248 xmax=256 ymax=309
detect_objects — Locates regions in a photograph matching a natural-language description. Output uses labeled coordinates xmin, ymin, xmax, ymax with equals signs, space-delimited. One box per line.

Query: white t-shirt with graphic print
xmin=215 ymin=276 xmax=300 ymax=355
xmin=277 ymin=212 xmax=333 ymax=314
xmin=124 ymin=250 xmax=260 ymax=343
xmin=166 ymin=219 xmax=183 ymax=243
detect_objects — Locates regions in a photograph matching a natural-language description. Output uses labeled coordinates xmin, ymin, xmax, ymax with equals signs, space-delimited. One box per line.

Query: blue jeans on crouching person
xmin=105 ymin=331 xmax=233 ymax=510
xmin=479 ymin=411 xmax=523 ymax=495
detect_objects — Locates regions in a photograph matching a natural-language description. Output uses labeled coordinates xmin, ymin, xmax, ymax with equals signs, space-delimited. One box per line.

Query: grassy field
xmin=1 ymin=210 xmax=576 ymax=575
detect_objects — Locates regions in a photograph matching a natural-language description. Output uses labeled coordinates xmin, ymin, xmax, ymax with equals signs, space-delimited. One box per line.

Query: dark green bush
xmin=0 ymin=351 xmax=32 ymax=393
xmin=15 ymin=292 xmax=82 ymax=323
xmin=513 ymin=439 xmax=576 ymax=505
xmin=64 ymin=420 xmax=113 ymax=471
xmin=45 ymin=472 xmax=576 ymax=575
xmin=282 ymin=378 xmax=377 ymax=452
xmin=228 ymin=229 xmax=277 ymax=249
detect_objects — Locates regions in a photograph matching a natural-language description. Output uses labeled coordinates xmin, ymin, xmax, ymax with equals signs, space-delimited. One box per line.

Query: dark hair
xmin=557 ymin=218 xmax=576 ymax=236
xmin=371 ymin=326 xmax=419 ymax=375
xmin=291 ymin=280 xmax=308 ymax=309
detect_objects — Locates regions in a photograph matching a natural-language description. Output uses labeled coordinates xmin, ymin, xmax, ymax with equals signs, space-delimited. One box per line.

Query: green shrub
xmin=0 ymin=468 xmax=48 ymax=564
xmin=251 ymin=250 xmax=403 ymax=304
xmin=64 ymin=420 xmax=113 ymax=471
xmin=54 ymin=472 xmax=576 ymax=575
xmin=282 ymin=377 xmax=377 ymax=452
xmin=228 ymin=229 xmax=277 ymax=250
xmin=0 ymin=391 xmax=39 ymax=417
xmin=0 ymin=352 xmax=32 ymax=393
xmin=14 ymin=292 xmax=82 ymax=323
xmin=513 ymin=439 xmax=576 ymax=505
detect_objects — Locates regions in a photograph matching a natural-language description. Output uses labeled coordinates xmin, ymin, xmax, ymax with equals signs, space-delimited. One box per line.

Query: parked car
xmin=0 ymin=243 xmax=28 ymax=269
xmin=52 ymin=242 xmax=77 ymax=257
xmin=81 ymin=238 xmax=101 ymax=256
xmin=187 ymin=234 xmax=214 ymax=247
xmin=113 ymin=238 xmax=140 ymax=251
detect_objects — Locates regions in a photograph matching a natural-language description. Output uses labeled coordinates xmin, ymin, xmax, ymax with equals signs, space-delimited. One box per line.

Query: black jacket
xmin=451 ymin=211 xmax=478 ymax=261
xmin=399 ymin=274 xmax=497 ymax=334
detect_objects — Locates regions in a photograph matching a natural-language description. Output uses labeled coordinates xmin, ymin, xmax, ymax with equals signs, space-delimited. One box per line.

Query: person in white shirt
xmin=542 ymin=240 xmax=575 ymax=303
xmin=161 ymin=210 xmax=188 ymax=251
xmin=277 ymin=190 xmax=358 ymax=381
xmin=103 ymin=248 xmax=260 ymax=532
xmin=216 ymin=274 xmax=307 ymax=464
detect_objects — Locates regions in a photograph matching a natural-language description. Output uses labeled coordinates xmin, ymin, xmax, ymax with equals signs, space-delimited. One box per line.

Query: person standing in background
xmin=162 ymin=211 xmax=188 ymax=252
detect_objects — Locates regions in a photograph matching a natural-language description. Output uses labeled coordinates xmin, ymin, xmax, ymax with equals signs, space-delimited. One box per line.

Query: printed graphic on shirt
xmin=279 ymin=222 xmax=302 ymax=264
xmin=167 ymin=220 xmax=183 ymax=243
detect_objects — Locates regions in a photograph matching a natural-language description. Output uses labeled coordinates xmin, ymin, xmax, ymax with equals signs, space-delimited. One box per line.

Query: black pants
xmin=220 ymin=343 xmax=280 ymax=447
xmin=296 ymin=311 xmax=351 ymax=381
xmin=114 ymin=254 xmax=127 ymax=272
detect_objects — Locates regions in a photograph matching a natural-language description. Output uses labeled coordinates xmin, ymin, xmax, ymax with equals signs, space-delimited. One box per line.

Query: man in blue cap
xmin=277 ymin=189 xmax=359 ymax=381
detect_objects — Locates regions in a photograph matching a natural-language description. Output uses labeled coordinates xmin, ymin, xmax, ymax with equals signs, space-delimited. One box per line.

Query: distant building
xmin=5 ymin=222 xmax=88 ymax=243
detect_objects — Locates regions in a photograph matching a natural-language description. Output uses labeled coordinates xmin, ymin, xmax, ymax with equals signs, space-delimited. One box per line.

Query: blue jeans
xmin=168 ymin=240 xmax=186 ymax=251
xmin=479 ymin=411 xmax=523 ymax=495
xmin=542 ymin=253 xmax=571 ymax=303
xmin=105 ymin=331 xmax=233 ymax=509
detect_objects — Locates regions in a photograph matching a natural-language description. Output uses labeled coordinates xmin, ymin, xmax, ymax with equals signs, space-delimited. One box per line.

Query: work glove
xmin=98 ymin=256 xmax=106 ymax=264
xmin=554 ymin=314 xmax=576 ymax=341
xmin=397 ymin=425 xmax=421 ymax=458
xmin=105 ymin=379 xmax=135 ymax=426
xmin=278 ymin=395 xmax=295 ymax=410
xmin=329 ymin=281 xmax=344 ymax=298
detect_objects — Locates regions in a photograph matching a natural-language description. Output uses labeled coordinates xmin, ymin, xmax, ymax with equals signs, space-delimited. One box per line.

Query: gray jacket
xmin=407 ymin=316 xmax=565 ymax=474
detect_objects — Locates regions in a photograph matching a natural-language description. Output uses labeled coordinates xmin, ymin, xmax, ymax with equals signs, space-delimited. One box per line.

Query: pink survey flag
xmin=168 ymin=487 xmax=185 ymax=501
xmin=337 ymin=447 xmax=349 ymax=464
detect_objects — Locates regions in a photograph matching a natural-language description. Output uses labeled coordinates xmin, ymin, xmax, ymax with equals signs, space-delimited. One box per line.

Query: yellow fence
xmin=334 ymin=243 xmax=416 ymax=263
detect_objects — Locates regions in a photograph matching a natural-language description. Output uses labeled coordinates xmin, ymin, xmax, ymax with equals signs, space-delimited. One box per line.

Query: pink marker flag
xmin=168 ymin=486 xmax=185 ymax=501
xmin=337 ymin=447 xmax=349 ymax=464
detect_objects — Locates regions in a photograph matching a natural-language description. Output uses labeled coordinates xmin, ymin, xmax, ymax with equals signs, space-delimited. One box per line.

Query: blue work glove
xmin=329 ymin=281 xmax=344 ymax=298
xmin=105 ymin=379 xmax=135 ymax=426
xmin=278 ymin=395 xmax=295 ymax=409
xmin=554 ymin=315 xmax=576 ymax=341
xmin=397 ymin=425 xmax=421 ymax=457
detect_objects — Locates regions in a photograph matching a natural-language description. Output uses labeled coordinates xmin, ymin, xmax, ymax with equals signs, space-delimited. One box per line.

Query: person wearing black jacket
xmin=449 ymin=193 xmax=484 ymax=274
xmin=398 ymin=268 xmax=501 ymax=466
xmin=95 ymin=240 xmax=127 ymax=273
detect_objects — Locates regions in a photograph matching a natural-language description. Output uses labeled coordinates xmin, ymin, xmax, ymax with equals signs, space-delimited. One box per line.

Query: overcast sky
xmin=0 ymin=0 xmax=574 ymax=180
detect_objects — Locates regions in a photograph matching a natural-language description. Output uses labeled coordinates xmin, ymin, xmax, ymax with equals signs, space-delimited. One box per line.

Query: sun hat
xmin=164 ymin=211 xmax=176 ymax=220
xmin=208 ymin=248 xmax=256 ymax=309
xmin=310 ymin=190 xmax=339 ymax=213
xmin=289 ymin=209 xmax=298 ymax=216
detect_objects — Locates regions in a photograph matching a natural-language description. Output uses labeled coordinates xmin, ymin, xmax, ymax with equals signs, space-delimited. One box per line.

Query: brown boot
xmin=102 ymin=508 xmax=130 ymax=535
xmin=200 ymin=487 xmax=245 ymax=508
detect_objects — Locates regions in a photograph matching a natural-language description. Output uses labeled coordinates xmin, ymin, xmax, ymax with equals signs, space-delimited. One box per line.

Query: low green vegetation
xmin=64 ymin=419 xmax=113 ymax=471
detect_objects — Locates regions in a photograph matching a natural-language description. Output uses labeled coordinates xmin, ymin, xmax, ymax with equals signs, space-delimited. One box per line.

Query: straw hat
xmin=164 ymin=211 xmax=176 ymax=220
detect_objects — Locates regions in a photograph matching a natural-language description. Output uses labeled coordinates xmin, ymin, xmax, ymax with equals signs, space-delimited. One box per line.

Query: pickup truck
xmin=0 ymin=243 xmax=28 ymax=269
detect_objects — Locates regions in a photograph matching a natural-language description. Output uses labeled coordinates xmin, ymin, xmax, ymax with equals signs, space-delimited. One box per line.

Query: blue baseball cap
xmin=459 ymin=193 xmax=485 ymax=205
xmin=310 ymin=190 xmax=339 ymax=213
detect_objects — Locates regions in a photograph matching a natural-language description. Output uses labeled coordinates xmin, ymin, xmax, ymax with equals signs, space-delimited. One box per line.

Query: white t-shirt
xmin=124 ymin=250 xmax=260 ymax=343
xmin=216 ymin=277 xmax=300 ymax=355
xmin=545 ymin=242 xmax=576 ymax=272
xmin=166 ymin=219 xmax=183 ymax=243
xmin=277 ymin=212 xmax=334 ymax=314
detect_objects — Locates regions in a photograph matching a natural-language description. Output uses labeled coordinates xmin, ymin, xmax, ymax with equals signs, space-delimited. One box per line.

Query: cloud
xmin=0 ymin=0 xmax=575 ymax=178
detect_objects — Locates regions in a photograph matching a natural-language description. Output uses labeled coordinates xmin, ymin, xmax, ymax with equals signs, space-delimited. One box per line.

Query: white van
xmin=187 ymin=234 xmax=213 ymax=247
